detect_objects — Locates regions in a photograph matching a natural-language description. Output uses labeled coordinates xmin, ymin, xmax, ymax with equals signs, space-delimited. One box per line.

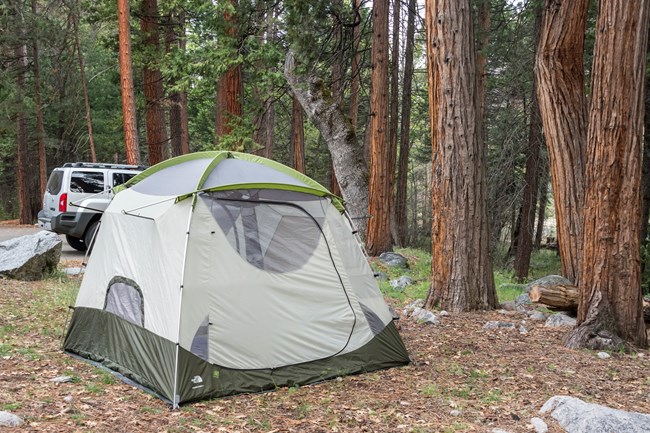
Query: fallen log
xmin=529 ymin=283 xmax=578 ymax=310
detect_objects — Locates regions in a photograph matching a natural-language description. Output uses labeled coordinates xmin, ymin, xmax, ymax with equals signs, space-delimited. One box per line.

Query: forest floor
xmin=1 ymin=258 xmax=649 ymax=432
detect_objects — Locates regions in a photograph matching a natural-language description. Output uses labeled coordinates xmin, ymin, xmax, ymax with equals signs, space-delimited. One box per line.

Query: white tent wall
xmin=75 ymin=195 xmax=191 ymax=342
xmin=325 ymin=205 xmax=394 ymax=329
xmin=178 ymin=194 xmax=378 ymax=370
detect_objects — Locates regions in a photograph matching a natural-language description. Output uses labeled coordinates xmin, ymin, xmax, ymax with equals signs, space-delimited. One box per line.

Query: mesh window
xmin=201 ymin=191 xmax=325 ymax=273
xmin=190 ymin=316 xmax=209 ymax=361
xmin=104 ymin=277 xmax=144 ymax=326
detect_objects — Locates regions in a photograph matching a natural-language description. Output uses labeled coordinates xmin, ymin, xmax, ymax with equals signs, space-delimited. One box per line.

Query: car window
xmin=70 ymin=171 xmax=105 ymax=194
xmin=112 ymin=172 xmax=137 ymax=187
xmin=46 ymin=170 xmax=64 ymax=195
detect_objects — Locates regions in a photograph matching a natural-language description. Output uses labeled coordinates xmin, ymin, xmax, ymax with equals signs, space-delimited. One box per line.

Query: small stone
xmin=51 ymin=375 xmax=73 ymax=383
xmin=637 ymin=353 xmax=644 ymax=357
xmin=530 ymin=417 xmax=548 ymax=433
xmin=529 ymin=311 xmax=548 ymax=321
xmin=0 ymin=411 xmax=22 ymax=427
xmin=63 ymin=267 xmax=82 ymax=275
xmin=519 ymin=325 xmax=528 ymax=334
xmin=411 ymin=308 xmax=439 ymax=325
xmin=515 ymin=293 xmax=531 ymax=306
xmin=450 ymin=410 xmax=461 ymax=417
xmin=374 ymin=271 xmax=388 ymax=281
xmin=483 ymin=321 xmax=515 ymax=330
xmin=500 ymin=301 xmax=517 ymax=311
xmin=544 ymin=313 xmax=577 ymax=328
xmin=64 ymin=395 xmax=74 ymax=403
xmin=439 ymin=310 xmax=449 ymax=317
xmin=597 ymin=352 xmax=611 ymax=359
xmin=492 ymin=430 xmax=512 ymax=433
xmin=402 ymin=299 xmax=425 ymax=317
xmin=390 ymin=276 xmax=414 ymax=291
xmin=498 ymin=309 xmax=518 ymax=316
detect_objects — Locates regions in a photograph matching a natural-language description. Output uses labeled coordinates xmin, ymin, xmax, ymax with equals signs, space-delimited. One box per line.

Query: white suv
xmin=38 ymin=162 xmax=145 ymax=251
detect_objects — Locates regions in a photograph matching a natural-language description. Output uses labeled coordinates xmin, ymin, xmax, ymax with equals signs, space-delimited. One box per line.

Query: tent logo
xmin=191 ymin=375 xmax=203 ymax=387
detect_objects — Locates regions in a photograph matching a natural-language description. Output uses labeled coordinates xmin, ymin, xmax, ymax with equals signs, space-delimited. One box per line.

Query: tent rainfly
xmin=63 ymin=151 xmax=409 ymax=407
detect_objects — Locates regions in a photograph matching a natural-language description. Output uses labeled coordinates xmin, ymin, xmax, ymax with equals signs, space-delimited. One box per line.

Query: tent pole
xmin=171 ymin=193 xmax=196 ymax=409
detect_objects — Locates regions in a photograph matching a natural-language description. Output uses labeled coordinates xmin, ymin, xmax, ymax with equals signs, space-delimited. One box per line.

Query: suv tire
xmin=84 ymin=221 xmax=100 ymax=254
xmin=66 ymin=235 xmax=87 ymax=252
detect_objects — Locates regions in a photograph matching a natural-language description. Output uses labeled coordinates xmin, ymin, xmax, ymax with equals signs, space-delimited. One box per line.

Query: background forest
xmin=0 ymin=0 xmax=648 ymax=289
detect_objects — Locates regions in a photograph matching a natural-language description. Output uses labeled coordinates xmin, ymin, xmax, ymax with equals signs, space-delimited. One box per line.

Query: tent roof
xmin=115 ymin=151 xmax=344 ymax=210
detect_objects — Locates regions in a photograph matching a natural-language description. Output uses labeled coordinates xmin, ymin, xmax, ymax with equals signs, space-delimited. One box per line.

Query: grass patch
xmin=377 ymin=246 xmax=561 ymax=306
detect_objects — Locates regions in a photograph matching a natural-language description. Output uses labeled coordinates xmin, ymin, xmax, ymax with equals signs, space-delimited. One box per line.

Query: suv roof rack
xmin=62 ymin=162 xmax=149 ymax=171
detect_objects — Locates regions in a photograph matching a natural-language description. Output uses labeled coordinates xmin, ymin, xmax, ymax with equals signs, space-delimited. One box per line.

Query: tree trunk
xmin=73 ymin=12 xmax=96 ymax=162
xmin=640 ymin=36 xmax=650 ymax=260
xmin=565 ymin=0 xmax=649 ymax=350
xmin=394 ymin=0 xmax=417 ymax=247
xmin=513 ymin=4 xmax=544 ymax=282
xmin=423 ymin=0 xmax=497 ymax=312
xmin=348 ymin=0 xmax=362 ymax=131
xmin=15 ymin=40 xmax=32 ymax=224
xmin=289 ymin=96 xmax=305 ymax=173
xmin=529 ymin=283 xmax=578 ymax=309
xmin=534 ymin=169 xmax=549 ymax=249
xmin=330 ymin=0 xmax=344 ymax=193
xmin=32 ymin=0 xmax=47 ymax=195
xmin=387 ymin=0 xmax=400 ymax=246
xmin=535 ymin=0 xmax=589 ymax=283
xmin=215 ymin=0 xmax=242 ymax=141
xmin=117 ymin=0 xmax=140 ymax=164
xmin=475 ymin=0 xmax=489 ymax=146
xmin=141 ymin=0 xmax=168 ymax=165
xmin=285 ymin=51 xmax=369 ymax=238
xmin=165 ymin=12 xmax=189 ymax=157
xmin=366 ymin=0 xmax=393 ymax=256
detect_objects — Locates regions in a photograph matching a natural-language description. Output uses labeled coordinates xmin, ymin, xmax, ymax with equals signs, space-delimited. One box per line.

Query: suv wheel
xmin=84 ymin=221 xmax=100 ymax=253
xmin=66 ymin=235 xmax=87 ymax=252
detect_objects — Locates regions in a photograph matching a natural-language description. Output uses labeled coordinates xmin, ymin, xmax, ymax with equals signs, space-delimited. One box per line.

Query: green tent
xmin=63 ymin=151 xmax=409 ymax=407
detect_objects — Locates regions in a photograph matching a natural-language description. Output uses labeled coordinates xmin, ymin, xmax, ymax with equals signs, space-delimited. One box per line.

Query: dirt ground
xmin=0 ymin=266 xmax=648 ymax=433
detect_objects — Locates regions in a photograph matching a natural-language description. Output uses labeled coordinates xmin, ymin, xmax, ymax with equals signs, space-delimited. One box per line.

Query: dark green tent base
xmin=63 ymin=307 xmax=410 ymax=406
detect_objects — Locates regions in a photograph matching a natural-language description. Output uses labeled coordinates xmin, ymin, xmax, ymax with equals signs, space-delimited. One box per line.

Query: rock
xmin=0 ymin=231 xmax=62 ymax=280
xmin=544 ymin=313 xmax=576 ymax=328
xmin=390 ymin=276 xmax=413 ymax=291
xmin=63 ymin=395 xmax=74 ymax=403
xmin=50 ymin=375 xmax=73 ymax=383
xmin=450 ymin=409 xmax=461 ymax=417
xmin=540 ymin=395 xmax=650 ymax=433
xmin=492 ymin=430 xmax=512 ymax=433
xmin=402 ymin=299 xmax=424 ymax=317
xmin=515 ymin=293 xmax=531 ymax=306
xmin=439 ymin=310 xmax=449 ymax=317
xmin=0 ymin=411 xmax=22 ymax=427
xmin=530 ymin=417 xmax=548 ymax=433
xmin=519 ymin=325 xmax=528 ymax=334
xmin=374 ymin=271 xmax=388 ymax=281
xmin=483 ymin=321 xmax=515 ymax=330
xmin=597 ymin=352 xmax=611 ymax=359
xmin=525 ymin=275 xmax=573 ymax=293
xmin=498 ymin=309 xmax=519 ymax=316
xmin=63 ymin=267 xmax=82 ymax=276
xmin=411 ymin=308 xmax=439 ymax=325
xmin=529 ymin=311 xmax=548 ymax=321
xmin=378 ymin=252 xmax=408 ymax=268
xmin=500 ymin=301 xmax=517 ymax=311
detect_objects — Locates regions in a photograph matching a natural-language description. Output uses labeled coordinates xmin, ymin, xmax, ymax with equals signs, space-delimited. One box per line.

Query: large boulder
xmin=525 ymin=275 xmax=573 ymax=293
xmin=378 ymin=252 xmax=408 ymax=268
xmin=540 ymin=396 xmax=650 ymax=433
xmin=0 ymin=231 xmax=62 ymax=280
xmin=0 ymin=411 xmax=22 ymax=427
